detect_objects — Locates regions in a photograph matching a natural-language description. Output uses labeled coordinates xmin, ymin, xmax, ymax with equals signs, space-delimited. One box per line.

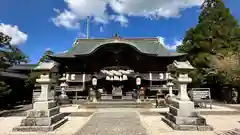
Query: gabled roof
xmin=52 ymin=37 xmax=185 ymax=58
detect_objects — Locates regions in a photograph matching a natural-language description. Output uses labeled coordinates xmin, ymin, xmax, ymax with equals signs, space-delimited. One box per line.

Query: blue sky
xmin=0 ymin=0 xmax=239 ymax=63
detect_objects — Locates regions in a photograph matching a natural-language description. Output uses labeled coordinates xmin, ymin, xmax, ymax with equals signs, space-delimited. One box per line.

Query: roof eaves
xmin=0 ymin=71 xmax=28 ymax=79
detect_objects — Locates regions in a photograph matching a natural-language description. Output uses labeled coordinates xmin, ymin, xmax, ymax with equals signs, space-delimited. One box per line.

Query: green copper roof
xmin=53 ymin=37 xmax=185 ymax=58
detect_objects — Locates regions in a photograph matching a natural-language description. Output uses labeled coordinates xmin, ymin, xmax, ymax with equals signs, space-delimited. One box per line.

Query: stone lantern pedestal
xmin=13 ymin=74 xmax=67 ymax=132
xmin=162 ymin=61 xmax=213 ymax=131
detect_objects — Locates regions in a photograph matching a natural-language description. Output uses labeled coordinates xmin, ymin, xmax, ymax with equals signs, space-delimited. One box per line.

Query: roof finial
xmin=112 ymin=33 xmax=120 ymax=39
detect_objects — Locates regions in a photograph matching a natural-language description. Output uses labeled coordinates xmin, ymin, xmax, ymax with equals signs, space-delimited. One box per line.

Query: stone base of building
xmin=13 ymin=100 xmax=68 ymax=132
xmin=162 ymin=98 xmax=213 ymax=131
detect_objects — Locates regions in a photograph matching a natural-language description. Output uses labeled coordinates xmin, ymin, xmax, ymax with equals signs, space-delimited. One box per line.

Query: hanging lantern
xmin=106 ymin=76 xmax=110 ymax=80
xmin=92 ymin=78 xmax=97 ymax=86
xmin=122 ymin=75 xmax=128 ymax=80
xmin=159 ymin=73 xmax=164 ymax=80
xmin=71 ymin=74 xmax=75 ymax=80
xmin=113 ymin=76 xmax=119 ymax=81
xmin=119 ymin=76 xmax=122 ymax=81
xmin=136 ymin=77 xmax=141 ymax=86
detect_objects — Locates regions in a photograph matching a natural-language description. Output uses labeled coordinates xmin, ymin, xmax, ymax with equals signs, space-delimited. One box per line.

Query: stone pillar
xmin=13 ymin=73 xmax=67 ymax=132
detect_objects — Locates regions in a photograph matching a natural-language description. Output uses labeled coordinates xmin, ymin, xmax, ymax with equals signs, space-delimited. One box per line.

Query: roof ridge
xmin=76 ymin=37 xmax=158 ymax=41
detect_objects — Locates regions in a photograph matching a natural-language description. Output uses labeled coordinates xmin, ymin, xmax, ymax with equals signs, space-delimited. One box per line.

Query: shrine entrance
xmin=99 ymin=66 xmax=137 ymax=100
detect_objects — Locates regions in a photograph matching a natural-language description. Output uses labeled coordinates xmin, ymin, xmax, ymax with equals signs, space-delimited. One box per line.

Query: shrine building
xmin=48 ymin=35 xmax=186 ymax=101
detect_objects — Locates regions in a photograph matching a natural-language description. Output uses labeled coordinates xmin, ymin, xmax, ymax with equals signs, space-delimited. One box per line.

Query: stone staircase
xmin=81 ymin=100 xmax=153 ymax=108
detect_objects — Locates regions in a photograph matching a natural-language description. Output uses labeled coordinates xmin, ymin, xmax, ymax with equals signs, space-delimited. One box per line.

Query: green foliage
xmin=177 ymin=0 xmax=240 ymax=102
xmin=0 ymin=32 xmax=29 ymax=65
xmin=38 ymin=50 xmax=54 ymax=64
xmin=0 ymin=32 xmax=30 ymax=108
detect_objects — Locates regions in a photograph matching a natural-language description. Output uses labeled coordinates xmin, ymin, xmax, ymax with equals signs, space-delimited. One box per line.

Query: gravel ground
xmin=75 ymin=112 xmax=148 ymax=135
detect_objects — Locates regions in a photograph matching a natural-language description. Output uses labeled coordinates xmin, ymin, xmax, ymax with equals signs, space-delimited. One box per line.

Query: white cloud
xmin=110 ymin=14 xmax=128 ymax=27
xmin=158 ymin=37 xmax=182 ymax=50
xmin=52 ymin=0 xmax=203 ymax=29
xmin=45 ymin=48 xmax=51 ymax=51
xmin=78 ymin=32 xmax=86 ymax=38
xmin=0 ymin=23 xmax=28 ymax=45
xmin=52 ymin=9 xmax=80 ymax=29
xmin=100 ymin=26 xmax=104 ymax=32
xmin=109 ymin=0 xmax=203 ymax=19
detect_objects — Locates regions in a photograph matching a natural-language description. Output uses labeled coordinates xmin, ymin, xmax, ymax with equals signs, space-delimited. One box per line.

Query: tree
xmin=0 ymin=32 xmax=29 ymax=66
xmin=0 ymin=32 xmax=29 ymax=108
xmin=177 ymin=0 xmax=240 ymax=101
xmin=38 ymin=49 xmax=54 ymax=64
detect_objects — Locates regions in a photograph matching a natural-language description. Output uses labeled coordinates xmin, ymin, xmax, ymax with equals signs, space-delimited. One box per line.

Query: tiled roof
xmin=0 ymin=71 xmax=28 ymax=79
xmin=8 ymin=64 xmax=37 ymax=71
xmin=34 ymin=62 xmax=56 ymax=70
xmin=52 ymin=37 xmax=185 ymax=58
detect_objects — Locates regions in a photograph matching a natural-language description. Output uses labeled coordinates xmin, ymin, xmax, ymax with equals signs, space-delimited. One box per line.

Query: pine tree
xmin=38 ymin=49 xmax=54 ymax=64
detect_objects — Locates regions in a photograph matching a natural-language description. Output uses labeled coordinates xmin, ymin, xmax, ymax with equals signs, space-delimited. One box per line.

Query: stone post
xmin=13 ymin=73 xmax=67 ymax=132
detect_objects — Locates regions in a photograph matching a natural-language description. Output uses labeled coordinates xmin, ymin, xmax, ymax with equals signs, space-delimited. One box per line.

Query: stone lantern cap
xmin=173 ymin=60 xmax=195 ymax=70
xmin=167 ymin=81 xmax=174 ymax=86
xmin=34 ymin=62 xmax=58 ymax=72
xmin=168 ymin=60 xmax=195 ymax=73
xmin=60 ymin=82 xmax=68 ymax=87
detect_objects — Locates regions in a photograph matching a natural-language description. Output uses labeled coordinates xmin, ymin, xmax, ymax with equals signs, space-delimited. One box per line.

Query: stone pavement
xmin=0 ymin=104 xmax=240 ymax=135
xmin=75 ymin=112 xmax=148 ymax=135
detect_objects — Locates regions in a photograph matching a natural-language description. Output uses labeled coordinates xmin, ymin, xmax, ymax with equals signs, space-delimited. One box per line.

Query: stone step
xmin=21 ymin=112 xmax=65 ymax=126
xmin=82 ymin=101 xmax=153 ymax=108
xmin=168 ymin=105 xmax=199 ymax=117
xmin=13 ymin=117 xmax=68 ymax=132
xmin=165 ymin=112 xmax=206 ymax=125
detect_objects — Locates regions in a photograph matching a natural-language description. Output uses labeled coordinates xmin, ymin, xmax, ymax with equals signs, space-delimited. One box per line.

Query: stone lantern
xmin=166 ymin=75 xmax=174 ymax=97
xmin=162 ymin=61 xmax=213 ymax=131
xmin=136 ymin=77 xmax=141 ymax=103
xmin=13 ymin=62 xmax=67 ymax=132
xmin=89 ymin=77 xmax=98 ymax=102
xmin=59 ymin=75 xmax=70 ymax=104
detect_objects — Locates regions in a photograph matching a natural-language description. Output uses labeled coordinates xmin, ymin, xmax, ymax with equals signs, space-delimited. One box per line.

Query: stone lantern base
xmin=162 ymin=98 xmax=213 ymax=131
xmin=13 ymin=100 xmax=68 ymax=132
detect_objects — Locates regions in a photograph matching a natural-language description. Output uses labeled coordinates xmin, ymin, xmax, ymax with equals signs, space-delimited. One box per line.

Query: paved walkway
xmin=1 ymin=104 xmax=240 ymax=135
xmin=75 ymin=112 xmax=148 ymax=135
